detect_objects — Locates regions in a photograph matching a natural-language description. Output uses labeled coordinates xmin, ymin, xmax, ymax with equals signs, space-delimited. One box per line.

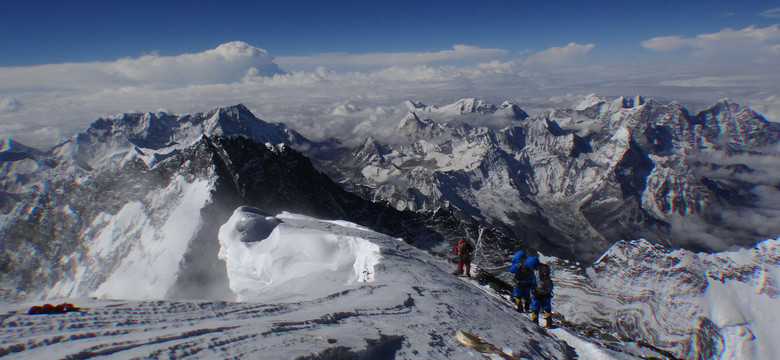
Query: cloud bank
xmin=276 ymin=45 xmax=509 ymax=71
xmin=641 ymin=24 xmax=780 ymax=56
xmin=524 ymin=42 xmax=595 ymax=65
xmin=0 ymin=41 xmax=282 ymax=92
xmin=0 ymin=28 xmax=778 ymax=150
xmin=760 ymin=7 xmax=780 ymax=18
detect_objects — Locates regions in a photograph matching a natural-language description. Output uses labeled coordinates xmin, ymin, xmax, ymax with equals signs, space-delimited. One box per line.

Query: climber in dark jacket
xmin=507 ymin=250 xmax=532 ymax=312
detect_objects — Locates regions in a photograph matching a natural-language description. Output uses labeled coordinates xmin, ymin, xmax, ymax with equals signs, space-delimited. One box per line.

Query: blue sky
xmin=3 ymin=0 xmax=778 ymax=66
xmin=1 ymin=1 xmax=779 ymax=149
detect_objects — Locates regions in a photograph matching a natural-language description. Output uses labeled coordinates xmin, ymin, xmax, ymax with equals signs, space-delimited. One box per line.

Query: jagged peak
xmin=575 ymin=93 xmax=607 ymax=111
xmin=612 ymin=95 xmax=647 ymax=109
xmin=396 ymin=111 xmax=423 ymax=131
xmin=357 ymin=137 xmax=392 ymax=157
xmin=715 ymin=97 xmax=736 ymax=106
xmin=1 ymin=138 xmax=43 ymax=154
xmin=207 ymin=103 xmax=256 ymax=119
xmin=404 ymin=100 xmax=427 ymax=111
xmin=498 ymin=101 xmax=530 ymax=120
xmin=599 ymin=238 xmax=668 ymax=257
xmin=442 ymin=98 xmax=497 ymax=114
xmin=697 ymin=98 xmax=756 ymax=117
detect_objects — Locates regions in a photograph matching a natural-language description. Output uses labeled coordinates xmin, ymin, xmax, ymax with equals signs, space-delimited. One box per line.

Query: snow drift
xmin=218 ymin=207 xmax=382 ymax=302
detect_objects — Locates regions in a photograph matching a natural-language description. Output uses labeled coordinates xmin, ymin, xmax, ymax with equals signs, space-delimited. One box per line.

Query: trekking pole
xmin=455 ymin=330 xmax=516 ymax=360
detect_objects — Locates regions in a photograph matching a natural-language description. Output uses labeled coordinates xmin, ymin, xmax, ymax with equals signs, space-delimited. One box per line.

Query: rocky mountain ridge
xmin=315 ymin=95 xmax=780 ymax=261
xmin=1 ymin=95 xmax=778 ymax=295
xmin=0 ymin=134 xmax=513 ymax=298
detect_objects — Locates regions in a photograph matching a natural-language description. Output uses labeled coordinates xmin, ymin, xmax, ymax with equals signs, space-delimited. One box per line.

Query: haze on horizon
xmin=1 ymin=1 xmax=779 ymax=149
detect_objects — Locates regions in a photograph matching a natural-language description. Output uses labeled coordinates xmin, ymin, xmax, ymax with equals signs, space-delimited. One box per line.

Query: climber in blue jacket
xmin=507 ymin=251 xmax=532 ymax=313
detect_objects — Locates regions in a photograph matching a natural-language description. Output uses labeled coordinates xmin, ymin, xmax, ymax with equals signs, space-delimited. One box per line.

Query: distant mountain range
xmin=1 ymin=95 xmax=778 ymax=296
xmin=313 ymin=95 xmax=780 ymax=261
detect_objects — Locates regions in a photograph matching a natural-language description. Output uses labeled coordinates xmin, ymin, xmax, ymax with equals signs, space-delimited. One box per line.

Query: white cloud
xmin=524 ymin=42 xmax=595 ymax=65
xmin=0 ymin=41 xmax=282 ymax=92
xmin=109 ymin=41 xmax=283 ymax=86
xmin=0 ymin=98 xmax=20 ymax=113
xmin=275 ymin=45 xmax=508 ymax=70
xmin=640 ymin=35 xmax=690 ymax=52
xmin=760 ymin=7 xmax=780 ymax=18
xmin=641 ymin=24 xmax=780 ymax=56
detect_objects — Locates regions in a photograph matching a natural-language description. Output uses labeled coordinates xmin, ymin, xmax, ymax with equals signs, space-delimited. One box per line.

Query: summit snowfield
xmin=1 ymin=208 xmax=777 ymax=359
xmin=0 ymin=208 xmax=578 ymax=359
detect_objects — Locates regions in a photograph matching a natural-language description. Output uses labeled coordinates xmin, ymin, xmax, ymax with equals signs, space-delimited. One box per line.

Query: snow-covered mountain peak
xmin=0 ymin=139 xmax=45 ymax=162
xmin=1 ymin=139 xmax=42 ymax=155
xmin=43 ymin=104 xmax=311 ymax=173
xmin=574 ymin=93 xmax=607 ymax=111
xmin=499 ymin=100 xmax=530 ymax=120
xmin=693 ymin=98 xmax=780 ymax=151
xmin=403 ymin=99 xmax=427 ymax=111
xmin=611 ymin=95 xmax=646 ymax=110
xmin=396 ymin=111 xmax=447 ymax=140
xmin=355 ymin=137 xmax=392 ymax=160
xmin=396 ymin=111 xmax=422 ymax=130
xmin=438 ymin=98 xmax=498 ymax=115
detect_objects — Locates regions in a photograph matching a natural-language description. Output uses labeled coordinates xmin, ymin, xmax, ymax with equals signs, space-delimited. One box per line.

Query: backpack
xmin=513 ymin=264 xmax=533 ymax=288
xmin=457 ymin=241 xmax=473 ymax=262
xmin=532 ymin=263 xmax=554 ymax=298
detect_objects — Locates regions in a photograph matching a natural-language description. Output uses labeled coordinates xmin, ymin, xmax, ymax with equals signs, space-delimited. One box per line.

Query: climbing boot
xmin=543 ymin=310 xmax=552 ymax=328
xmin=531 ymin=310 xmax=539 ymax=325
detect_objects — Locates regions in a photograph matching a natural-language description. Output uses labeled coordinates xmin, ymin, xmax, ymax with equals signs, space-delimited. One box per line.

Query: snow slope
xmin=45 ymin=172 xmax=215 ymax=300
xmin=550 ymin=237 xmax=780 ymax=359
xmin=0 ymin=208 xmax=575 ymax=359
